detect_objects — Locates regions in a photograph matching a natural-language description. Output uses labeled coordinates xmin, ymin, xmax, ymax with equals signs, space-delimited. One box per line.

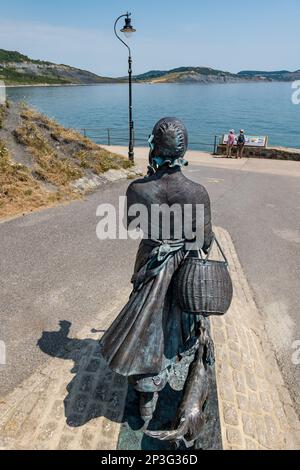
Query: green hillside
xmin=0 ymin=49 xmax=122 ymax=86
xmin=238 ymin=70 xmax=300 ymax=81
xmin=133 ymin=66 xmax=252 ymax=83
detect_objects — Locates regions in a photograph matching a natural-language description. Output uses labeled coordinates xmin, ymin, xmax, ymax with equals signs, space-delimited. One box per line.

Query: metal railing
xmin=78 ymin=127 xmax=219 ymax=154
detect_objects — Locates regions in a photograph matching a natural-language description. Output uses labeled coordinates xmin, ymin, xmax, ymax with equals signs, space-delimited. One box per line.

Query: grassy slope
xmin=0 ymin=68 xmax=70 ymax=86
xmin=0 ymin=104 xmax=6 ymax=129
xmin=2 ymin=50 xmax=298 ymax=85
xmin=0 ymin=49 xmax=53 ymax=65
xmin=0 ymin=102 xmax=133 ymax=218
xmin=134 ymin=67 xmax=300 ymax=83
xmin=0 ymin=139 xmax=60 ymax=217
xmin=0 ymin=49 xmax=71 ymax=85
xmin=134 ymin=66 xmax=240 ymax=83
xmin=238 ymin=70 xmax=300 ymax=80
xmin=0 ymin=49 xmax=123 ymax=86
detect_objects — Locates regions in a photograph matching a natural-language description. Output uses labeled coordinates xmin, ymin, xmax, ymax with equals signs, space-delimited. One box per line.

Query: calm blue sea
xmin=7 ymin=82 xmax=300 ymax=151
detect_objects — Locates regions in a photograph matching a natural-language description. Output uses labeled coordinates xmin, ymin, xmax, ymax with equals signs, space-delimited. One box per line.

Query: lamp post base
xmin=129 ymin=149 xmax=134 ymax=162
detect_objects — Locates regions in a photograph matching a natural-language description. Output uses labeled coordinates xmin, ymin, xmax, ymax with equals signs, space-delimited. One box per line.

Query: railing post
xmin=107 ymin=129 xmax=111 ymax=146
xmin=213 ymin=135 xmax=218 ymax=155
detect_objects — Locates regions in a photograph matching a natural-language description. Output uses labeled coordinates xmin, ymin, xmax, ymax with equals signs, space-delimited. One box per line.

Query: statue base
xmin=117 ymin=364 xmax=222 ymax=451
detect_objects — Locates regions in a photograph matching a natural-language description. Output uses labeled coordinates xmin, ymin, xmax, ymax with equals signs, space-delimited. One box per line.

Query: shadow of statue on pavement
xmin=37 ymin=320 xmax=128 ymax=428
xmin=37 ymin=320 xmax=221 ymax=450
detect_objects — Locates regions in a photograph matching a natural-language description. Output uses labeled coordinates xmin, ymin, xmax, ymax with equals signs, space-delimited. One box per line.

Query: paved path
xmin=106 ymin=147 xmax=300 ymax=412
xmin=103 ymin=145 xmax=300 ymax=178
xmin=0 ymin=150 xmax=299 ymax=423
xmin=211 ymin=229 xmax=299 ymax=449
xmin=0 ymin=182 xmax=137 ymax=396
xmin=0 ymin=294 xmax=129 ymax=450
xmin=0 ymin=227 xmax=299 ymax=450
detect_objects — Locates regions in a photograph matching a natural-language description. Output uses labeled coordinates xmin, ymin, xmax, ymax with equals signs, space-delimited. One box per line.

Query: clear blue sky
xmin=0 ymin=0 xmax=299 ymax=76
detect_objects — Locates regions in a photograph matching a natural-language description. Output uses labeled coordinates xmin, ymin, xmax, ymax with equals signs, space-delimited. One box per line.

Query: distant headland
xmin=1 ymin=49 xmax=299 ymax=86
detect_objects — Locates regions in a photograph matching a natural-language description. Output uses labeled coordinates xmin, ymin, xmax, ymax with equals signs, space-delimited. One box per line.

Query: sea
xmin=7 ymin=82 xmax=300 ymax=152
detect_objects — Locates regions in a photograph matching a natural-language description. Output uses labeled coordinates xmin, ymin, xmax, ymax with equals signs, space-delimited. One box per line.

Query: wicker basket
xmin=174 ymin=235 xmax=233 ymax=316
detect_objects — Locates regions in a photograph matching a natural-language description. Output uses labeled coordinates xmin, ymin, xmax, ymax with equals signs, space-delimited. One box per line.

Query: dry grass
xmin=0 ymin=104 xmax=7 ymax=129
xmin=51 ymin=125 xmax=97 ymax=150
xmin=0 ymin=103 xmax=135 ymax=219
xmin=0 ymin=101 xmax=11 ymax=129
xmin=20 ymin=104 xmax=133 ymax=173
xmin=13 ymin=121 xmax=84 ymax=186
xmin=0 ymin=139 xmax=64 ymax=218
xmin=20 ymin=105 xmax=94 ymax=149
xmin=75 ymin=149 xmax=133 ymax=174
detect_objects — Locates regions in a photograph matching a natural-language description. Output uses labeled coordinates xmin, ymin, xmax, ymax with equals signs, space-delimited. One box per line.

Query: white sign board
xmin=222 ymin=134 xmax=267 ymax=147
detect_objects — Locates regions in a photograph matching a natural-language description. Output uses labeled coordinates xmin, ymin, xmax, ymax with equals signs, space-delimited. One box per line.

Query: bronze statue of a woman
xmin=101 ymin=117 xmax=216 ymax=447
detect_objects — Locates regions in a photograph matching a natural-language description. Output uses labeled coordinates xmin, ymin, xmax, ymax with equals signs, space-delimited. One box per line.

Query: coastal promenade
xmin=101 ymin=145 xmax=300 ymax=177
xmin=1 ymin=150 xmax=299 ymax=449
xmin=0 ymin=227 xmax=299 ymax=450
xmin=105 ymin=146 xmax=300 ymax=415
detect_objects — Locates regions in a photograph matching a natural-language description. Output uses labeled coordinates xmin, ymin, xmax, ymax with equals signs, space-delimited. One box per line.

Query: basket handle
xmin=205 ymin=233 xmax=229 ymax=266
xmin=183 ymin=233 xmax=229 ymax=266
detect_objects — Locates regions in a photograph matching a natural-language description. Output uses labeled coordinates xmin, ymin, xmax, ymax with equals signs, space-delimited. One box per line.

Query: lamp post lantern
xmin=114 ymin=12 xmax=136 ymax=163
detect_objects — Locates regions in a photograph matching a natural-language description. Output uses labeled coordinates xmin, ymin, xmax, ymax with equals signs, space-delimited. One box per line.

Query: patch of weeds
xmin=0 ymin=139 xmax=63 ymax=218
xmin=19 ymin=103 xmax=134 ymax=176
xmin=0 ymin=104 xmax=6 ymax=129
xmin=13 ymin=122 xmax=84 ymax=186
xmin=75 ymin=149 xmax=133 ymax=174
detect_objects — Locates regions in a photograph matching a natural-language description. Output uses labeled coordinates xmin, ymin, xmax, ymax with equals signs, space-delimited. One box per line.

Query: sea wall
xmin=217 ymin=145 xmax=300 ymax=161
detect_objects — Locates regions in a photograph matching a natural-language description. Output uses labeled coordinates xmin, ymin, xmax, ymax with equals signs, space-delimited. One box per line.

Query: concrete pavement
xmin=102 ymin=145 xmax=300 ymax=178
xmin=0 ymin=149 xmax=299 ymax=446
xmin=104 ymin=146 xmax=300 ymax=412
xmin=0 ymin=182 xmax=137 ymax=396
xmin=1 ymin=227 xmax=299 ymax=450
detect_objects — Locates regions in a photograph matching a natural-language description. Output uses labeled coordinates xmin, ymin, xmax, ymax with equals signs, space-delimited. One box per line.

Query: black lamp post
xmin=114 ymin=12 xmax=136 ymax=163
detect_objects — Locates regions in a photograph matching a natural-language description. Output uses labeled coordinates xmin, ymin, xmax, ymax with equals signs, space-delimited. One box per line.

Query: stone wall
xmin=217 ymin=145 xmax=300 ymax=161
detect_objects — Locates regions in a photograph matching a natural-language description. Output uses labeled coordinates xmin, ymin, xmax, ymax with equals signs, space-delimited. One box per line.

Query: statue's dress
xmin=100 ymin=166 xmax=212 ymax=378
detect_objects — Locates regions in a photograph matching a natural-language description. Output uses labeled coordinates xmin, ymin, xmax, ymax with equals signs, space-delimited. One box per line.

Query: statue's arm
xmin=125 ymin=182 xmax=139 ymax=229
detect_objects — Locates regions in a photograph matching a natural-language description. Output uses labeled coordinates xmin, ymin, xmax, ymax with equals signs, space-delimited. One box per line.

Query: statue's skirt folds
xmin=100 ymin=240 xmax=198 ymax=377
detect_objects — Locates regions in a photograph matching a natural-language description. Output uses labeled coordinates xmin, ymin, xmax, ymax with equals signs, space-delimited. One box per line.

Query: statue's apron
xmin=100 ymin=239 xmax=199 ymax=377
